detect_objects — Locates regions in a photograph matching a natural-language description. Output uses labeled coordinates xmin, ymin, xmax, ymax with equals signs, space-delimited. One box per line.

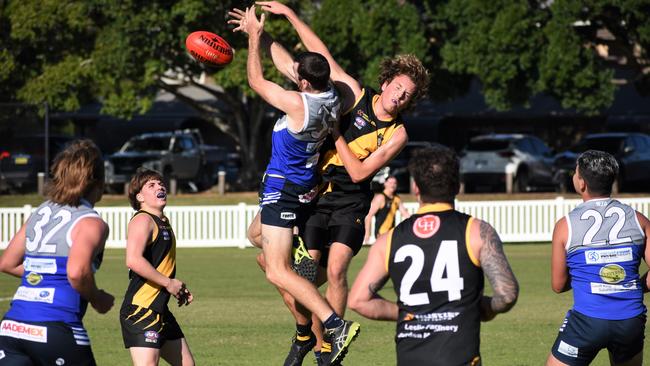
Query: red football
xmin=185 ymin=31 xmax=233 ymax=67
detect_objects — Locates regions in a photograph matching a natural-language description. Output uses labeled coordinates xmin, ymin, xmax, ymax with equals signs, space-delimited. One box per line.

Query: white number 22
xmin=394 ymin=240 xmax=464 ymax=305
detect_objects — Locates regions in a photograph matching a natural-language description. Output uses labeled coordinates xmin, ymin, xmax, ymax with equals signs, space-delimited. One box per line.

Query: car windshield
xmin=582 ymin=137 xmax=624 ymax=154
xmin=467 ymin=139 xmax=511 ymax=151
xmin=123 ymin=137 xmax=170 ymax=152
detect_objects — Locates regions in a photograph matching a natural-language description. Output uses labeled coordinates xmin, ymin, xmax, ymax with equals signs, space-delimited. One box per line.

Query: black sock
xmin=296 ymin=322 xmax=312 ymax=338
xmin=323 ymin=313 xmax=343 ymax=329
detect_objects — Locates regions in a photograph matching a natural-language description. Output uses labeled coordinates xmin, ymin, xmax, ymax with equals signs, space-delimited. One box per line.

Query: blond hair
xmin=377 ymin=54 xmax=430 ymax=109
xmin=46 ymin=139 xmax=104 ymax=206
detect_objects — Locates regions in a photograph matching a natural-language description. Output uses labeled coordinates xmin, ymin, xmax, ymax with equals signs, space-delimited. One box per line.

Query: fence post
xmin=217 ymin=170 xmax=226 ymax=195
xmin=22 ymin=204 xmax=32 ymax=222
xmin=554 ymin=196 xmax=565 ymax=222
xmin=37 ymin=173 xmax=46 ymax=196
xmin=238 ymin=202 xmax=248 ymax=249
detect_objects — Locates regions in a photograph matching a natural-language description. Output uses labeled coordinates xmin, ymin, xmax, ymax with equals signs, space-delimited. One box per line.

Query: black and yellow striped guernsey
xmin=122 ymin=210 xmax=176 ymax=313
xmin=374 ymin=193 xmax=402 ymax=237
xmin=319 ymin=88 xmax=404 ymax=195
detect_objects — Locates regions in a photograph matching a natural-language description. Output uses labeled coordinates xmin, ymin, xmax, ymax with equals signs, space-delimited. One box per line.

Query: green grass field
xmin=0 ymin=244 xmax=647 ymax=365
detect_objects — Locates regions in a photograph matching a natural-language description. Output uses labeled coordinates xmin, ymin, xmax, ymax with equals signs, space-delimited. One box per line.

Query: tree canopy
xmin=1 ymin=0 xmax=648 ymax=185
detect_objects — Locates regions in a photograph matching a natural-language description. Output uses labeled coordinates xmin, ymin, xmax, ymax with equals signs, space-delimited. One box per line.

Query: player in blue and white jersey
xmin=230 ymin=6 xmax=361 ymax=366
xmin=0 ymin=139 xmax=114 ymax=366
xmin=547 ymin=150 xmax=650 ymax=366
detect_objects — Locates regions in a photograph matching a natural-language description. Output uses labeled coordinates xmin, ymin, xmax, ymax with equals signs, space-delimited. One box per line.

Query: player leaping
xmin=257 ymin=2 xmax=429 ymax=365
xmin=229 ymin=6 xmax=360 ymax=366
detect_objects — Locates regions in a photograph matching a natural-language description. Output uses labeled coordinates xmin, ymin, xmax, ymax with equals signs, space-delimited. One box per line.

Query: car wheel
xmin=514 ymin=168 xmax=529 ymax=193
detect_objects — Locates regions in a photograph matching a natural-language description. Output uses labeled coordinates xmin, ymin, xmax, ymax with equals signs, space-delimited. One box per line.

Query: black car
xmin=371 ymin=141 xmax=434 ymax=193
xmin=553 ymin=132 xmax=650 ymax=192
xmin=0 ymin=135 xmax=73 ymax=193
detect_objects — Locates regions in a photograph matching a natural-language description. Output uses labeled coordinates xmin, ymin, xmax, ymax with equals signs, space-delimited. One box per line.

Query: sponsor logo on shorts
xmin=0 ymin=350 xmax=5 ymax=359
xmin=13 ymin=286 xmax=55 ymax=304
xmin=144 ymin=330 xmax=159 ymax=344
xmin=281 ymin=212 xmax=296 ymax=220
xmin=599 ymin=264 xmax=626 ymax=284
xmin=557 ymin=340 xmax=578 ymax=358
xmin=585 ymin=247 xmax=632 ymax=264
xmin=26 ymin=271 xmax=43 ymax=285
xmin=23 ymin=257 xmax=58 ymax=274
xmin=354 ymin=117 xmax=366 ymax=130
xmin=0 ymin=320 xmax=47 ymax=343
xmin=56 ymin=358 xmax=65 ymax=365
xmin=261 ymin=191 xmax=281 ymax=206
xmin=412 ymin=215 xmax=440 ymax=239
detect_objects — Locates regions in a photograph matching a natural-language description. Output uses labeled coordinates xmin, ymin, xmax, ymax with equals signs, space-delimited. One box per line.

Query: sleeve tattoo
xmin=479 ymin=221 xmax=519 ymax=313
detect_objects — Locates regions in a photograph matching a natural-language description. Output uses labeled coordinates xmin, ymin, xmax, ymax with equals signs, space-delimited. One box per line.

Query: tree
xmin=0 ymin=0 xmax=429 ymax=189
xmin=430 ymin=0 xmax=648 ymax=114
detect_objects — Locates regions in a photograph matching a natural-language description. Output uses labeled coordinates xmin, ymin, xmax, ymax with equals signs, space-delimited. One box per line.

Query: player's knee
xmin=327 ymin=266 xmax=348 ymax=288
xmin=265 ymin=266 xmax=286 ymax=288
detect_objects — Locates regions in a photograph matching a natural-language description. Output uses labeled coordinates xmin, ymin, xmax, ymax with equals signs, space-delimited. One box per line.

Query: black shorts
xmin=0 ymin=318 xmax=96 ymax=366
xmin=120 ymin=305 xmax=185 ymax=349
xmin=550 ymin=310 xmax=646 ymax=365
xmin=259 ymin=175 xmax=317 ymax=229
xmin=304 ymin=190 xmax=371 ymax=259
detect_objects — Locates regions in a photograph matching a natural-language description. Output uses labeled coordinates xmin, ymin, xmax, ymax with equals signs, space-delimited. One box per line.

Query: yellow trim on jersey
xmin=417 ymin=203 xmax=453 ymax=214
xmin=385 ymin=228 xmax=394 ymax=273
xmin=321 ymin=342 xmax=332 ymax=352
xmin=296 ymin=335 xmax=311 ymax=342
xmin=343 ymin=88 xmax=366 ymax=115
xmin=143 ymin=313 xmax=161 ymax=330
xmin=465 ymin=217 xmax=480 ymax=267
xmin=133 ymin=309 xmax=153 ymax=325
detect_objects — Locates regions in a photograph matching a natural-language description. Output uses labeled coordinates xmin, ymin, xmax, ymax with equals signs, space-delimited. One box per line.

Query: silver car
xmin=460 ymin=134 xmax=555 ymax=193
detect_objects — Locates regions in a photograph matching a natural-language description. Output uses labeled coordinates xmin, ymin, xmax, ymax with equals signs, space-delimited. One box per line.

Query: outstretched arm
xmin=470 ymin=219 xmax=519 ymax=321
xmin=229 ymin=7 xmax=298 ymax=83
xmin=333 ymin=122 xmax=407 ymax=183
xmin=348 ymin=231 xmax=398 ymax=320
xmin=257 ymin=1 xmax=361 ymax=109
xmin=364 ymin=194 xmax=384 ymax=244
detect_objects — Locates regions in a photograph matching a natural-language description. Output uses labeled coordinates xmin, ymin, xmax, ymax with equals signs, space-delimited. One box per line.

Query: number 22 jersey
xmin=387 ymin=203 xmax=483 ymax=366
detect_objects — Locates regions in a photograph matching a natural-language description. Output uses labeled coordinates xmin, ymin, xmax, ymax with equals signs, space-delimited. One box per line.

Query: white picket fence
xmin=2 ymin=197 xmax=650 ymax=249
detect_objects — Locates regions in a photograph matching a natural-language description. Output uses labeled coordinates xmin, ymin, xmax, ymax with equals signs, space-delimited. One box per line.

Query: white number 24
xmin=394 ymin=240 xmax=464 ymax=305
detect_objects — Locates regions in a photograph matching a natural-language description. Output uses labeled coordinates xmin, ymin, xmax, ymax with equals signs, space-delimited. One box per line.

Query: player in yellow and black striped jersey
xmin=257 ymin=3 xmax=431 ymax=364
xmin=349 ymin=145 xmax=519 ymax=366
xmin=119 ymin=168 xmax=194 ymax=366
xmin=364 ymin=176 xmax=411 ymax=244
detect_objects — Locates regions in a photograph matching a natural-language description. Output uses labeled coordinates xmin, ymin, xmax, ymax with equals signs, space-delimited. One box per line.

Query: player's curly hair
xmin=46 ymin=139 xmax=104 ymax=206
xmin=377 ymin=54 xmax=429 ymax=109
xmin=128 ymin=168 xmax=165 ymax=210
xmin=408 ymin=145 xmax=459 ymax=204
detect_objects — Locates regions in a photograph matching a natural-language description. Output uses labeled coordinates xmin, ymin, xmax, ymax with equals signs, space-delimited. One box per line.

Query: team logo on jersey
xmin=281 ymin=212 xmax=296 ymax=220
xmin=162 ymin=230 xmax=170 ymax=241
xmin=599 ymin=264 xmax=625 ymax=284
xmin=585 ymin=248 xmax=632 ymax=264
xmin=26 ymin=271 xmax=43 ymax=285
xmin=413 ymin=215 xmax=440 ymax=239
xmin=144 ymin=330 xmax=159 ymax=343
xmin=23 ymin=257 xmax=57 ymax=274
xmin=354 ymin=116 xmax=366 ymax=130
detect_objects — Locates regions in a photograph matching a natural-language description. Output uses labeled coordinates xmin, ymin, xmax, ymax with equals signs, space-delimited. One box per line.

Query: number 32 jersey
xmin=387 ymin=203 xmax=483 ymax=366
xmin=565 ymin=198 xmax=646 ymax=320
xmin=5 ymin=200 xmax=103 ymax=327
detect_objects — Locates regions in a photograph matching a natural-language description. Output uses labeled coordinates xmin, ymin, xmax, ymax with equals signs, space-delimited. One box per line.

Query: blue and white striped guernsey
xmin=265 ymin=86 xmax=340 ymax=187
xmin=565 ymin=198 xmax=646 ymax=320
xmin=4 ymin=199 xmax=103 ymax=328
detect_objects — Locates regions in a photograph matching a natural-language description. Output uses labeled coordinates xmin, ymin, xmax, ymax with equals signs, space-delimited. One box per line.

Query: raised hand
xmin=256 ymin=1 xmax=294 ymax=17
xmin=227 ymin=7 xmax=248 ymax=34
xmin=244 ymin=6 xmax=265 ymax=38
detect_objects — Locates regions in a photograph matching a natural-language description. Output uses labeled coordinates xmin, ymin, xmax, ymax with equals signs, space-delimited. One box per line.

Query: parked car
xmin=104 ymin=129 xmax=229 ymax=193
xmin=371 ymin=141 xmax=434 ymax=193
xmin=460 ymin=134 xmax=555 ymax=193
xmin=553 ymin=132 xmax=650 ymax=192
xmin=0 ymin=135 xmax=73 ymax=193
